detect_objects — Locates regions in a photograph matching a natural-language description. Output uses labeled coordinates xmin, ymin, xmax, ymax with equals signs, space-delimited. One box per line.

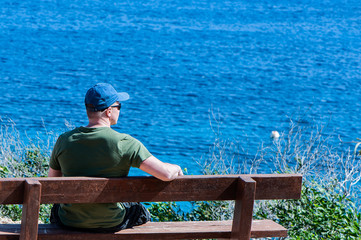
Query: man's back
xmin=51 ymin=126 xmax=151 ymax=178
xmin=50 ymin=126 xmax=152 ymax=228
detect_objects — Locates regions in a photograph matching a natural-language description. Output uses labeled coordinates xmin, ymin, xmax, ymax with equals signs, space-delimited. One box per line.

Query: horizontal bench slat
xmin=0 ymin=175 xmax=302 ymax=204
xmin=249 ymin=174 xmax=302 ymax=200
xmin=0 ymin=220 xmax=287 ymax=240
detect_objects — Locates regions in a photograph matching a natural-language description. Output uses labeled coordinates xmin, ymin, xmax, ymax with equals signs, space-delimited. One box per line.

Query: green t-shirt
xmin=50 ymin=126 xmax=152 ymax=229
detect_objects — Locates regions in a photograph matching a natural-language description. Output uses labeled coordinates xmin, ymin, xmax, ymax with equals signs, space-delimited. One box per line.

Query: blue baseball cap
xmin=85 ymin=83 xmax=129 ymax=111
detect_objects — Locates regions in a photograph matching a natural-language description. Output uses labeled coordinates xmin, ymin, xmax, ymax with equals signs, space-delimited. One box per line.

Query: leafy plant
xmin=187 ymin=201 xmax=233 ymax=221
xmin=0 ymin=120 xmax=54 ymax=223
xmin=0 ymin=148 xmax=52 ymax=223
xmin=146 ymin=202 xmax=186 ymax=222
xmin=254 ymin=183 xmax=360 ymax=239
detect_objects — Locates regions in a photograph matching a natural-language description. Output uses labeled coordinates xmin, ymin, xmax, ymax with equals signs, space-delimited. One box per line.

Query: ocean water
xmin=0 ymin=0 xmax=360 ymax=176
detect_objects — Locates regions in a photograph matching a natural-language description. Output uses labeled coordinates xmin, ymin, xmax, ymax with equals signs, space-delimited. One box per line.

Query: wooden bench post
xmin=231 ymin=176 xmax=256 ymax=240
xmin=20 ymin=179 xmax=42 ymax=240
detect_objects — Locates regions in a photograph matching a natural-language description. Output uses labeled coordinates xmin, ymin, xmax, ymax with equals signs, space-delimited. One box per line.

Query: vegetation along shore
xmin=0 ymin=117 xmax=360 ymax=239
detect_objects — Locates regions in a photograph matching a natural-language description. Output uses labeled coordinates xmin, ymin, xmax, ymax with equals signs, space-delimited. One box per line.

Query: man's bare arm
xmin=48 ymin=157 xmax=183 ymax=181
xmin=139 ymin=156 xmax=183 ymax=181
xmin=48 ymin=167 xmax=62 ymax=177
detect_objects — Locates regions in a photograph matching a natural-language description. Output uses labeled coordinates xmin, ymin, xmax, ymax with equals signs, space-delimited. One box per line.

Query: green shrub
xmin=187 ymin=201 xmax=233 ymax=221
xmin=147 ymin=200 xmax=233 ymax=223
xmin=0 ymin=148 xmax=52 ymax=223
xmin=146 ymin=202 xmax=186 ymax=222
xmin=149 ymin=184 xmax=360 ymax=239
xmin=254 ymin=183 xmax=361 ymax=239
xmin=0 ymin=120 xmax=54 ymax=223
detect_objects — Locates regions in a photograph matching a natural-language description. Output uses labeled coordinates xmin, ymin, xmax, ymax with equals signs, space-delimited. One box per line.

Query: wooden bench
xmin=0 ymin=174 xmax=302 ymax=240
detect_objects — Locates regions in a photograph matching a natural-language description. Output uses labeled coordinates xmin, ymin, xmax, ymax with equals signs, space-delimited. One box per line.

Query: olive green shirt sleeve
xmin=49 ymin=135 xmax=62 ymax=170
xmin=122 ymin=136 xmax=152 ymax=168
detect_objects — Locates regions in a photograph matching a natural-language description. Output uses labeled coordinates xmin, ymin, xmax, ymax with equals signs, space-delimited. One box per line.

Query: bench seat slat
xmin=0 ymin=220 xmax=287 ymax=240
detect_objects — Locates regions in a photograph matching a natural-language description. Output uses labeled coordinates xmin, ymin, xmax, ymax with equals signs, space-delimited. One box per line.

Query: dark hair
xmin=85 ymin=104 xmax=106 ymax=112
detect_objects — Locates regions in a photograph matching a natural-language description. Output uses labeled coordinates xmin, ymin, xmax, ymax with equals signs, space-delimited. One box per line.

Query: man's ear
xmin=105 ymin=107 xmax=112 ymax=117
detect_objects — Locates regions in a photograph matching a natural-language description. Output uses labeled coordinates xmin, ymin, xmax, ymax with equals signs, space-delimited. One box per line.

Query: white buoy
xmin=270 ymin=131 xmax=280 ymax=139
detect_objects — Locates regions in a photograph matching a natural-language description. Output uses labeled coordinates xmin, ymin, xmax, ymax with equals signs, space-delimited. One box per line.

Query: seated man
xmin=48 ymin=83 xmax=183 ymax=232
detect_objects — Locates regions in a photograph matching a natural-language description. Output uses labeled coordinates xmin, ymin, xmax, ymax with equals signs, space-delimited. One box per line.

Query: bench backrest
xmin=0 ymin=174 xmax=302 ymax=204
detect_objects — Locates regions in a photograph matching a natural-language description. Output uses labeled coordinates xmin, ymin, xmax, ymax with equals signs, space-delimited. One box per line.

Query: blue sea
xmin=0 ymin=0 xmax=360 ymax=177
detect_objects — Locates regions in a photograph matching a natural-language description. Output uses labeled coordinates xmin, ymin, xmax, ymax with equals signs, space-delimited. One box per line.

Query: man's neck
xmin=85 ymin=123 xmax=110 ymax=128
xmin=86 ymin=119 xmax=111 ymax=128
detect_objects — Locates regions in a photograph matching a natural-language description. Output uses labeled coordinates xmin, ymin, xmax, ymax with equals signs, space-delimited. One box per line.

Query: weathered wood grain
xmin=0 ymin=174 xmax=302 ymax=204
xmin=0 ymin=220 xmax=287 ymax=240
xmin=19 ymin=179 xmax=41 ymax=240
xmin=231 ymin=176 xmax=256 ymax=240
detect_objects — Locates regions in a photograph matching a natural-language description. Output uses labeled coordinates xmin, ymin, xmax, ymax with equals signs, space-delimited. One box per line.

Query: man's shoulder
xmin=58 ymin=127 xmax=138 ymax=143
xmin=58 ymin=127 xmax=80 ymax=139
xmin=106 ymin=128 xmax=131 ymax=139
xmin=101 ymin=128 xmax=142 ymax=144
